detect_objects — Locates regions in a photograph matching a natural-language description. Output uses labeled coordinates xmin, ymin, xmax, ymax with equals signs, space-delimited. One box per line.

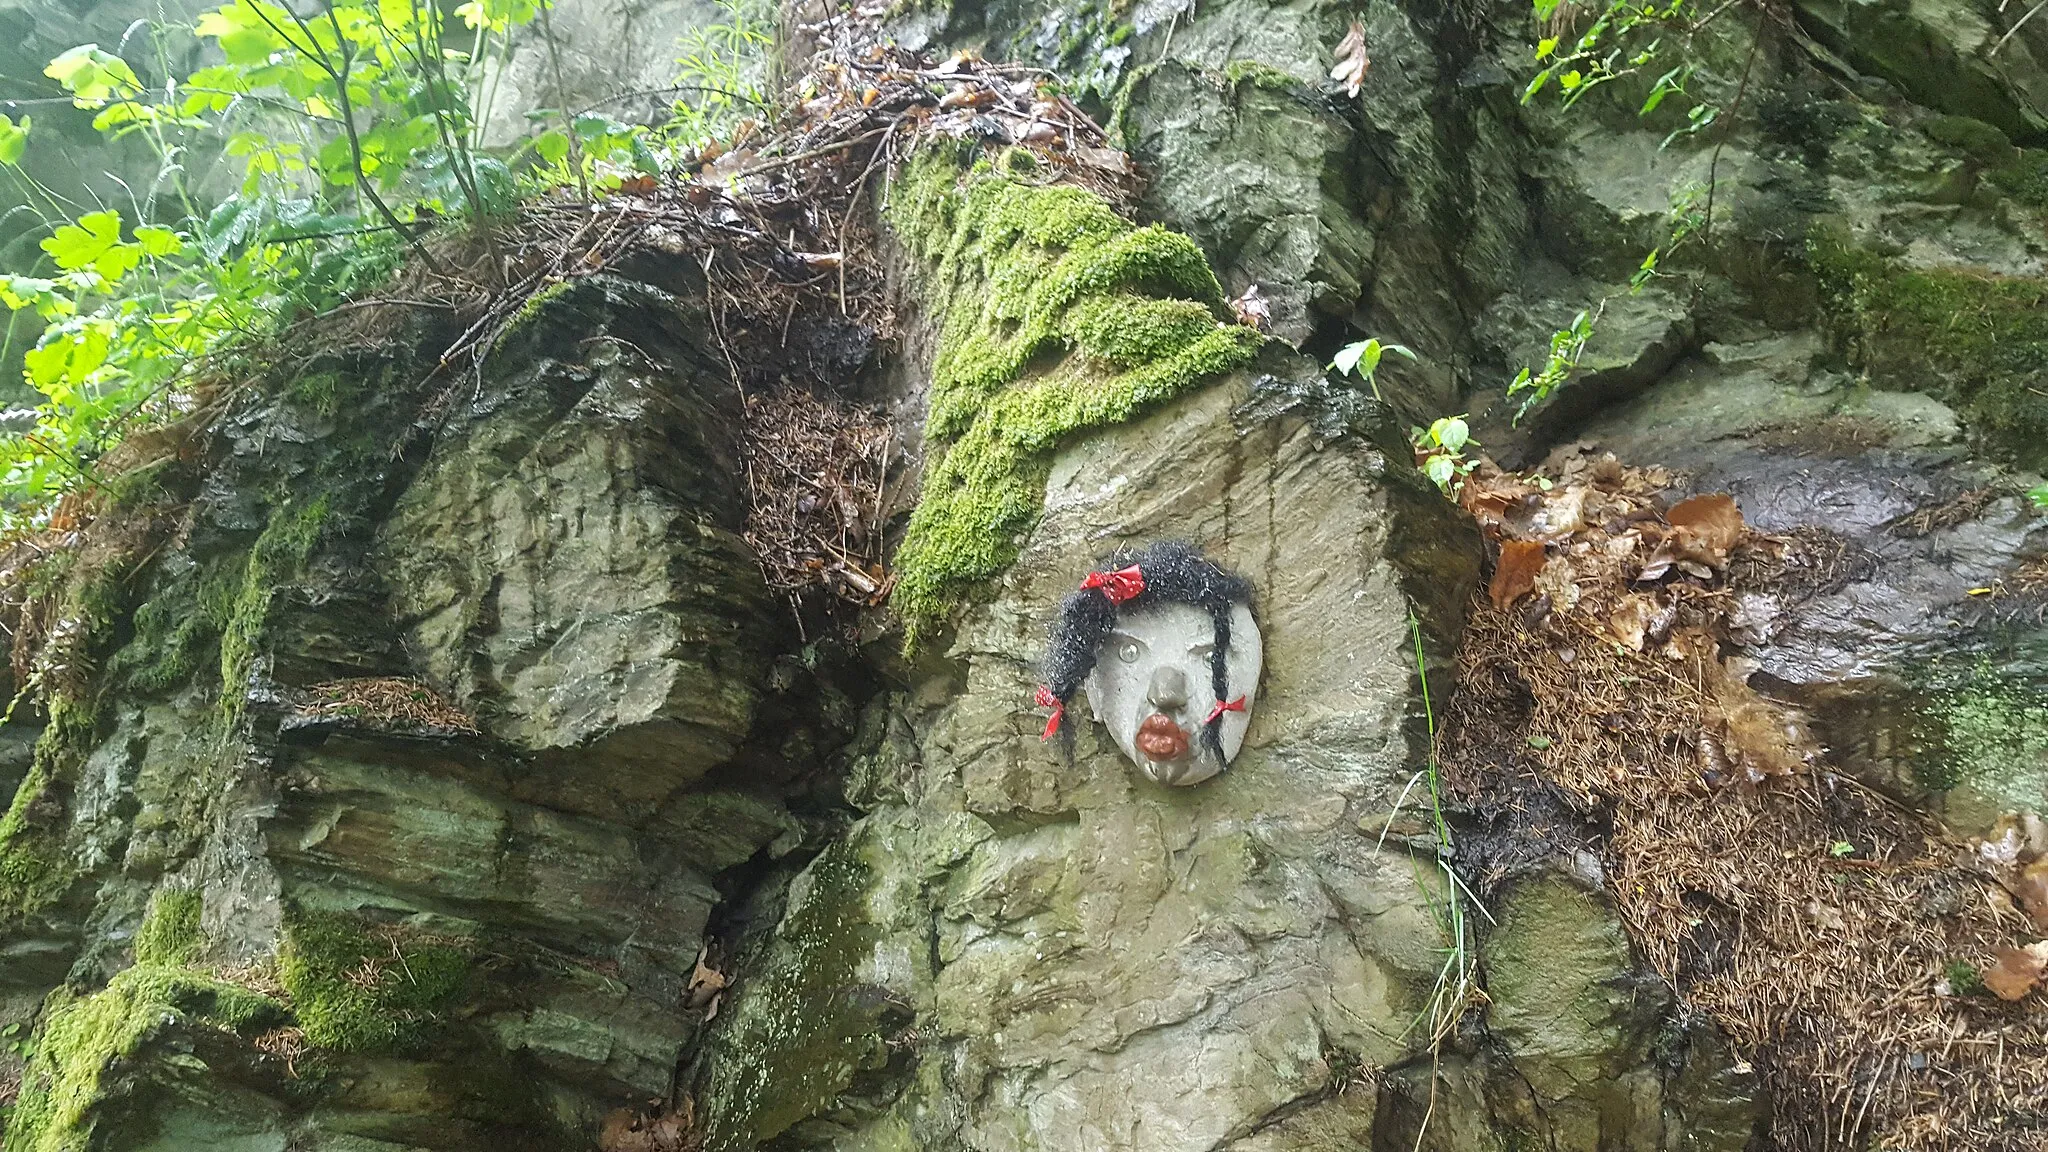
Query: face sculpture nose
xmin=1147 ymin=665 xmax=1189 ymax=711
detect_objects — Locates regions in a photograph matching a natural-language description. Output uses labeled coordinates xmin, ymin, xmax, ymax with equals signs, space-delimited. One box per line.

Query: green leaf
xmin=45 ymin=45 xmax=143 ymax=106
xmin=1559 ymin=69 xmax=1583 ymax=90
xmin=1535 ymin=36 xmax=1559 ymax=60
xmin=0 ymin=114 xmax=28 ymax=165
xmin=1424 ymin=455 xmax=1457 ymax=489
xmin=533 ymin=128 xmax=570 ymax=165
xmin=42 ymin=210 xmax=141 ymax=286
xmin=1829 ymin=841 xmax=1855 ymax=857
xmin=133 ymin=225 xmax=184 ymax=257
xmin=1437 ymin=417 xmax=1470 ymax=454
xmin=2028 ymin=483 xmax=2048 ymax=511
xmin=1526 ymin=735 xmax=1552 ymax=750
xmin=1330 ymin=340 xmax=1368 ymax=376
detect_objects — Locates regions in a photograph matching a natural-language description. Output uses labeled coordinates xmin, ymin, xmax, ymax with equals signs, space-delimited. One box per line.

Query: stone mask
xmin=1084 ymin=600 xmax=1262 ymax=787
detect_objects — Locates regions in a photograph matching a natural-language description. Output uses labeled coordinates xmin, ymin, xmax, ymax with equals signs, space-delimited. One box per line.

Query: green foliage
xmin=0 ymin=0 xmax=559 ymax=527
xmin=0 ymin=700 xmax=100 ymax=925
xmin=2028 ymin=483 xmax=2048 ymax=511
xmin=667 ymin=0 xmax=775 ymax=150
xmin=1523 ymin=0 xmax=1719 ymax=147
xmin=278 ymin=908 xmax=469 ymax=1052
xmin=885 ymin=146 xmax=1262 ymax=643
xmin=1412 ymin=414 xmax=1477 ymax=493
xmin=1328 ymin=336 xmax=1417 ymax=401
xmin=0 ymin=962 xmax=283 ymax=1151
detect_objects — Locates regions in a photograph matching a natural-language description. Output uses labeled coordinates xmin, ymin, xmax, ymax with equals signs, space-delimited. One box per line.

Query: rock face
xmin=0 ymin=278 xmax=844 ymax=1149
xmin=693 ymin=368 xmax=1755 ymax=1150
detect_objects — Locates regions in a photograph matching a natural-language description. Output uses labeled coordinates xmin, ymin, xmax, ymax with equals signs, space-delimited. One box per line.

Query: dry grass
xmin=294 ymin=677 xmax=478 ymax=735
xmin=1442 ymin=451 xmax=2048 ymax=1150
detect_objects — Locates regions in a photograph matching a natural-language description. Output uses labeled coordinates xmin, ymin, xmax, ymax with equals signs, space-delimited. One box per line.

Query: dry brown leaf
xmin=1984 ymin=942 xmax=2048 ymax=1000
xmin=1329 ymin=20 xmax=1369 ymax=97
xmin=1490 ymin=539 xmax=1546 ymax=609
xmin=1607 ymin=593 xmax=1671 ymax=651
xmin=2017 ymin=859 xmax=2048 ymax=931
xmin=1667 ymin=492 xmax=1744 ymax=554
xmin=1230 ymin=284 xmax=1271 ymax=331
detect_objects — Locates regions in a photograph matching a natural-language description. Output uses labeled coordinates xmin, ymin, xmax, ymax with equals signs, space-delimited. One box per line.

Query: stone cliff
xmin=2 ymin=0 xmax=2047 ymax=1146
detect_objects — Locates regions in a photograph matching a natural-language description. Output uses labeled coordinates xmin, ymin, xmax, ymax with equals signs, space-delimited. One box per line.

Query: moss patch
xmin=1910 ymin=661 xmax=2048 ymax=795
xmin=0 ymin=700 xmax=101 ymax=926
xmin=217 ymin=495 xmax=329 ymax=721
xmin=884 ymin=145 xmax=1262 ymax=642
xmin=0 ymin=964 xmax=283 ymax=1152
xmin=1809 ymin=226 xmax=2048 ymax=464
xmin=133 ymin=887 xmax=202 ymax=968
xmin=278 ymin=908 xmax=469 ymax=1053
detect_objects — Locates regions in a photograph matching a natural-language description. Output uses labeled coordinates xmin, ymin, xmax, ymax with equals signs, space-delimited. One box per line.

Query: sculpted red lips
xmin=1135 ymin=713 xmax=1189 ymax=761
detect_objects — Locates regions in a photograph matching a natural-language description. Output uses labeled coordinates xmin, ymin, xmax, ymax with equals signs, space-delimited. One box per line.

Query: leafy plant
xmin=1412 ymin=414 xmax=1477 ymax=493
xmin=668 ymin=0 xmax=775 ymax=149
xmin=1523 ymin=0 xmax=1722 ymax=148
xmin=0 ymin=0 xmax=562 ymax=526
xmin=2028 ymin=483 xmax=2048 ymax=511
xmin=1328 ymin=336 xmax=1416 ymax=401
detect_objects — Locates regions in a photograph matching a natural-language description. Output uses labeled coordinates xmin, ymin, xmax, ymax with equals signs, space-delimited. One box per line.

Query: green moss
xmin=1222 ymin=58 xmax=1304 ymax=93
xmin=1945 ymin=959 xmax=1987 ymax=996
xmin=0 ymin=700 xmax=99 ymax=925
xmin=114 ymin=561 xmax=238 ymax=696
xmin=217 ymin=495 xmax=329 ymax=721
xmin=278 ymin=908 xmax=469 ymax=1053
xmin=0 ymin=964 xmax=284 ymax=1152
xmin=1923 ymin=115 xmax=2014 ymax=164
xmin=502 ymin=278 xmax=575 ymax=337
xmin=133 ymin=887 xmax=202 ymax=968
xmin=1809 ymin=226 xmax=2048 ymax=464
xmin=1910 ymin=661 xmax=2048 ymax=794
xmin=1988 ymin=149 xmax=2048 ymax=208
xmin=884 ymin=146 xmax=1262 ymax=642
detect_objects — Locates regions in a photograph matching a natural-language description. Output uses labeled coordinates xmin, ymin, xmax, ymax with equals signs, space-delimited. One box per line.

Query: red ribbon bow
xmin=1081 ymin=564 xmax=1146 ymax=605
xmin=1204 ymin=695 xmax=1247 ymax=725
xmin=1034 ymin=685 xmax=1065 ymax=741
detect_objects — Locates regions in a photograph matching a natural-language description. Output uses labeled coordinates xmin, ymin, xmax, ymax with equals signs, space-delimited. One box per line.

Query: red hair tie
xmin=1034 ymin=685 xmax=1065 ymax=741
xmin=1081 ymin=564 xmax=1145 ymax=605
xmin=1204 ymin=696 xmax=1247 ymax=725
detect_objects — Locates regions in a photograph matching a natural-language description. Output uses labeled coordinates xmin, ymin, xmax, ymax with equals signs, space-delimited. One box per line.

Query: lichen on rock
xmin=884 ymin=143 xmax=1264 ymax=643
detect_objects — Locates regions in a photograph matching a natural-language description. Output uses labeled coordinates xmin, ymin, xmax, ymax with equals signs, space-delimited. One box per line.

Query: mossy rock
xmin=277 ymin=907 xmax=470 ymax=1054
xmin=1 ymin=962 xmax=284 ymax=1152
xmin=883 ymin=144 xmax=1263 ymax=643
xmin=1809 ymin=225 xmax=2048 ymax=466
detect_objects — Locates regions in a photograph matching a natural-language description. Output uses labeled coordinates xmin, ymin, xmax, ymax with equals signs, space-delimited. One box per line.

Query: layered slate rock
xmin=0 ymin=277 xmax=833 ymax=1150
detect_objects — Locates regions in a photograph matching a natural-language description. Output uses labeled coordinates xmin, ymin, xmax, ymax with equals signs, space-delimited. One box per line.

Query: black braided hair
xmin=1041 ymin=540 xmax=1255 ymax=760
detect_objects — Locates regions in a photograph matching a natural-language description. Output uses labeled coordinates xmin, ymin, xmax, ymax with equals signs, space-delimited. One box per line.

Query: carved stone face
xmin=1083 ymin=600 xmax=1262 ymax=786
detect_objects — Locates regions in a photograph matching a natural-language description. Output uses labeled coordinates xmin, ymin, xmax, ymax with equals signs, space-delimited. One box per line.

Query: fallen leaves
xmin=1230 ymin=283 xmax=1271 ymax=331
xmin=688 ymin=944 xmax=730 ymax=1021
xmin=1639 ymin=492 xmax=1745 ymax=581
xmin=1490 ymin=539 xmax=1545 ymax=608
xmin=1330 ymin=20 xmax=1370 ymax=97
xmin=600 ymin=1099 xmax=697 ymax=1152
xmin=1984 ymin=942 xmax=2048 ymax=1000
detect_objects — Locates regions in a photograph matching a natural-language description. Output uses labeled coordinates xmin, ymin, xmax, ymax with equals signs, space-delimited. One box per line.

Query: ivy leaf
xmin=45 ymin=45 xmax=143 ymax=107
xmin=532 ymin=128 xmax=570 ymax=165
xmin=0 ymin=114 xmax=28 ymax=165
xmin=197 ymin=2 xmax=296 ymax=66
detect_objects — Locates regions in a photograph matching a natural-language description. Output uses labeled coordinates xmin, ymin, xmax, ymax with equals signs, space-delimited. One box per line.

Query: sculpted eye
xmin=1116 ymin=638 xmax=1142 ymax=664
xmin=1189 ymin=642 xmax=1217 ymax=659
